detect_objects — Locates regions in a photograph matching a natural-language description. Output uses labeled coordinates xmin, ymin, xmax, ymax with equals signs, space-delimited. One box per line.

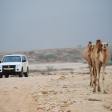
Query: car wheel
xmin=19 ymin=68 xmax=23 ymax=77
xmin=24 ymin=67 xmax=29 ymax=77
xmin=0 ymin=74 xmax=3 ymax=78
xmin=5 ymin=74 xmax=9 ymax=78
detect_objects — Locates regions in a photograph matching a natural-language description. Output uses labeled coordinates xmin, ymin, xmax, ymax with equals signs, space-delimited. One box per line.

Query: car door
xmin=22 ymin=56 xmax=27 ymax=72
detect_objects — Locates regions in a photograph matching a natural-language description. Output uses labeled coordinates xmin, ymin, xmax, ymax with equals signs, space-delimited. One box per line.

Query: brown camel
xmin=83 ymin=41 xmax=94 ymax=86
xmin=91 ymin=40 xmax=109 ymax=93
xmin=100 ymin=42 xmax=110 ymax=92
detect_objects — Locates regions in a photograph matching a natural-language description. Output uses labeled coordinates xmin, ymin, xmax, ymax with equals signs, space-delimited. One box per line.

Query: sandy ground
xmin=0 ymin=63 xmax=112 ymax=112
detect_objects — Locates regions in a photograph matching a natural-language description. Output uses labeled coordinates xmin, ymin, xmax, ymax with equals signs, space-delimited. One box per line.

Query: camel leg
xmin=90 ymin=66 xmax=93 ymax=86
xmin=102 ymin=65 xmax=106 ymax=93
xmin=90 ymin=67 xmax=94 ymax=87
xmin=93 ymin=67 xmax=97 ymax=92
xmin=97 ymin=63 xmax=102 ymax=92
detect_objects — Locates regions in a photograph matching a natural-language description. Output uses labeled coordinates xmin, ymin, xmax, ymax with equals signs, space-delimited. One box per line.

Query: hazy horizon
xmin=0 ymin=0 xmax=112 ymax=51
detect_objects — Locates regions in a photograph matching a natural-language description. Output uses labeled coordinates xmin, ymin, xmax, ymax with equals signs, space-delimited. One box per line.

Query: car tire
xmin=0 ymin=74 xmax=3 ymax=78
xmin=5 ymin=74 xmax=9 ymax=78
xmin=19 ymin=68 xmax=23 ymax=77
xmin=24 ymin=67 xmax=29 ymax=77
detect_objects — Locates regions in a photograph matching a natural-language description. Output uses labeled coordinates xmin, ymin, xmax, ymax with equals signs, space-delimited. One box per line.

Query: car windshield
xmin=2 ymin=56 xmax=21 ymax=62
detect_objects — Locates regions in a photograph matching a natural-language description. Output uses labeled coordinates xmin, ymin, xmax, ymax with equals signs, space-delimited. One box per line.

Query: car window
xmin=22 ymin=56 xmax=26 ymax=62
xmin=3 ymin=56 xmax=21 ymax=62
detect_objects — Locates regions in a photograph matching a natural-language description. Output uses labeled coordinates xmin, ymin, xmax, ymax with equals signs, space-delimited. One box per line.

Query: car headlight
xmin=16 ymin=64 xmax=21 ymax=69
xmin=0 ymin=65 xmax=2 ymax=72
xmin=0 ymin=65 xmax=2 ymax=69
xmin=16 ymin=64 xmax=22 ymax=72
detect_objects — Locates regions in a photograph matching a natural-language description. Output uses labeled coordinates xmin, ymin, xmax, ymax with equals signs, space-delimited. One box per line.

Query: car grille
xmin=2 ymin=65 xmax=16 ymax=72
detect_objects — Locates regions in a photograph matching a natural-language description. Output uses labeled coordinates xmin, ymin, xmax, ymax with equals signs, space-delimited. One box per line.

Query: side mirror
xmin=0 ymin=61 xmax=1 ymax=63
xmin=22 ymin=60 xmax=26 ymax=62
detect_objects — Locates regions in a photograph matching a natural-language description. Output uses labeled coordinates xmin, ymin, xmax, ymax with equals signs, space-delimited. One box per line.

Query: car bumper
xmin=0 ymin=70 xmax=21 ymax=75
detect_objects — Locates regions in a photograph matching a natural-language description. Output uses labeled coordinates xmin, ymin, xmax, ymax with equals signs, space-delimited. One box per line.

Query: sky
xmin=0 ymin=0 xmax=112 ymax=51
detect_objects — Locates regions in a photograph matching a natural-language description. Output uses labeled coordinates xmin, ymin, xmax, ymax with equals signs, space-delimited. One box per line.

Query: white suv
xmin=0 ymin=54 xmax=29 ymax=78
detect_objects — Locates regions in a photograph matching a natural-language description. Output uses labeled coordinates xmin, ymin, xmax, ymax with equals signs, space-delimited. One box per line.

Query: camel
xmin=83 ymin=41 xmax=94 ymax=86
xmin=91 ymin=40 xmax=109 ymax=93
xmin=99 ymin=42 xmax=110 ymax=92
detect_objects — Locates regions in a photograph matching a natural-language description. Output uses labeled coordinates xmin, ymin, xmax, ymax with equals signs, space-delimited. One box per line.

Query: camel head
xmin=99 ymin=42 xmax=109 ymax=63
xmin=102 ymin=42 xmax=108 ymax=52
xmin=88 ymin=41 xmax=93 ymax=51
xmin=96 ymin=39 xmax=102 ymax=52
